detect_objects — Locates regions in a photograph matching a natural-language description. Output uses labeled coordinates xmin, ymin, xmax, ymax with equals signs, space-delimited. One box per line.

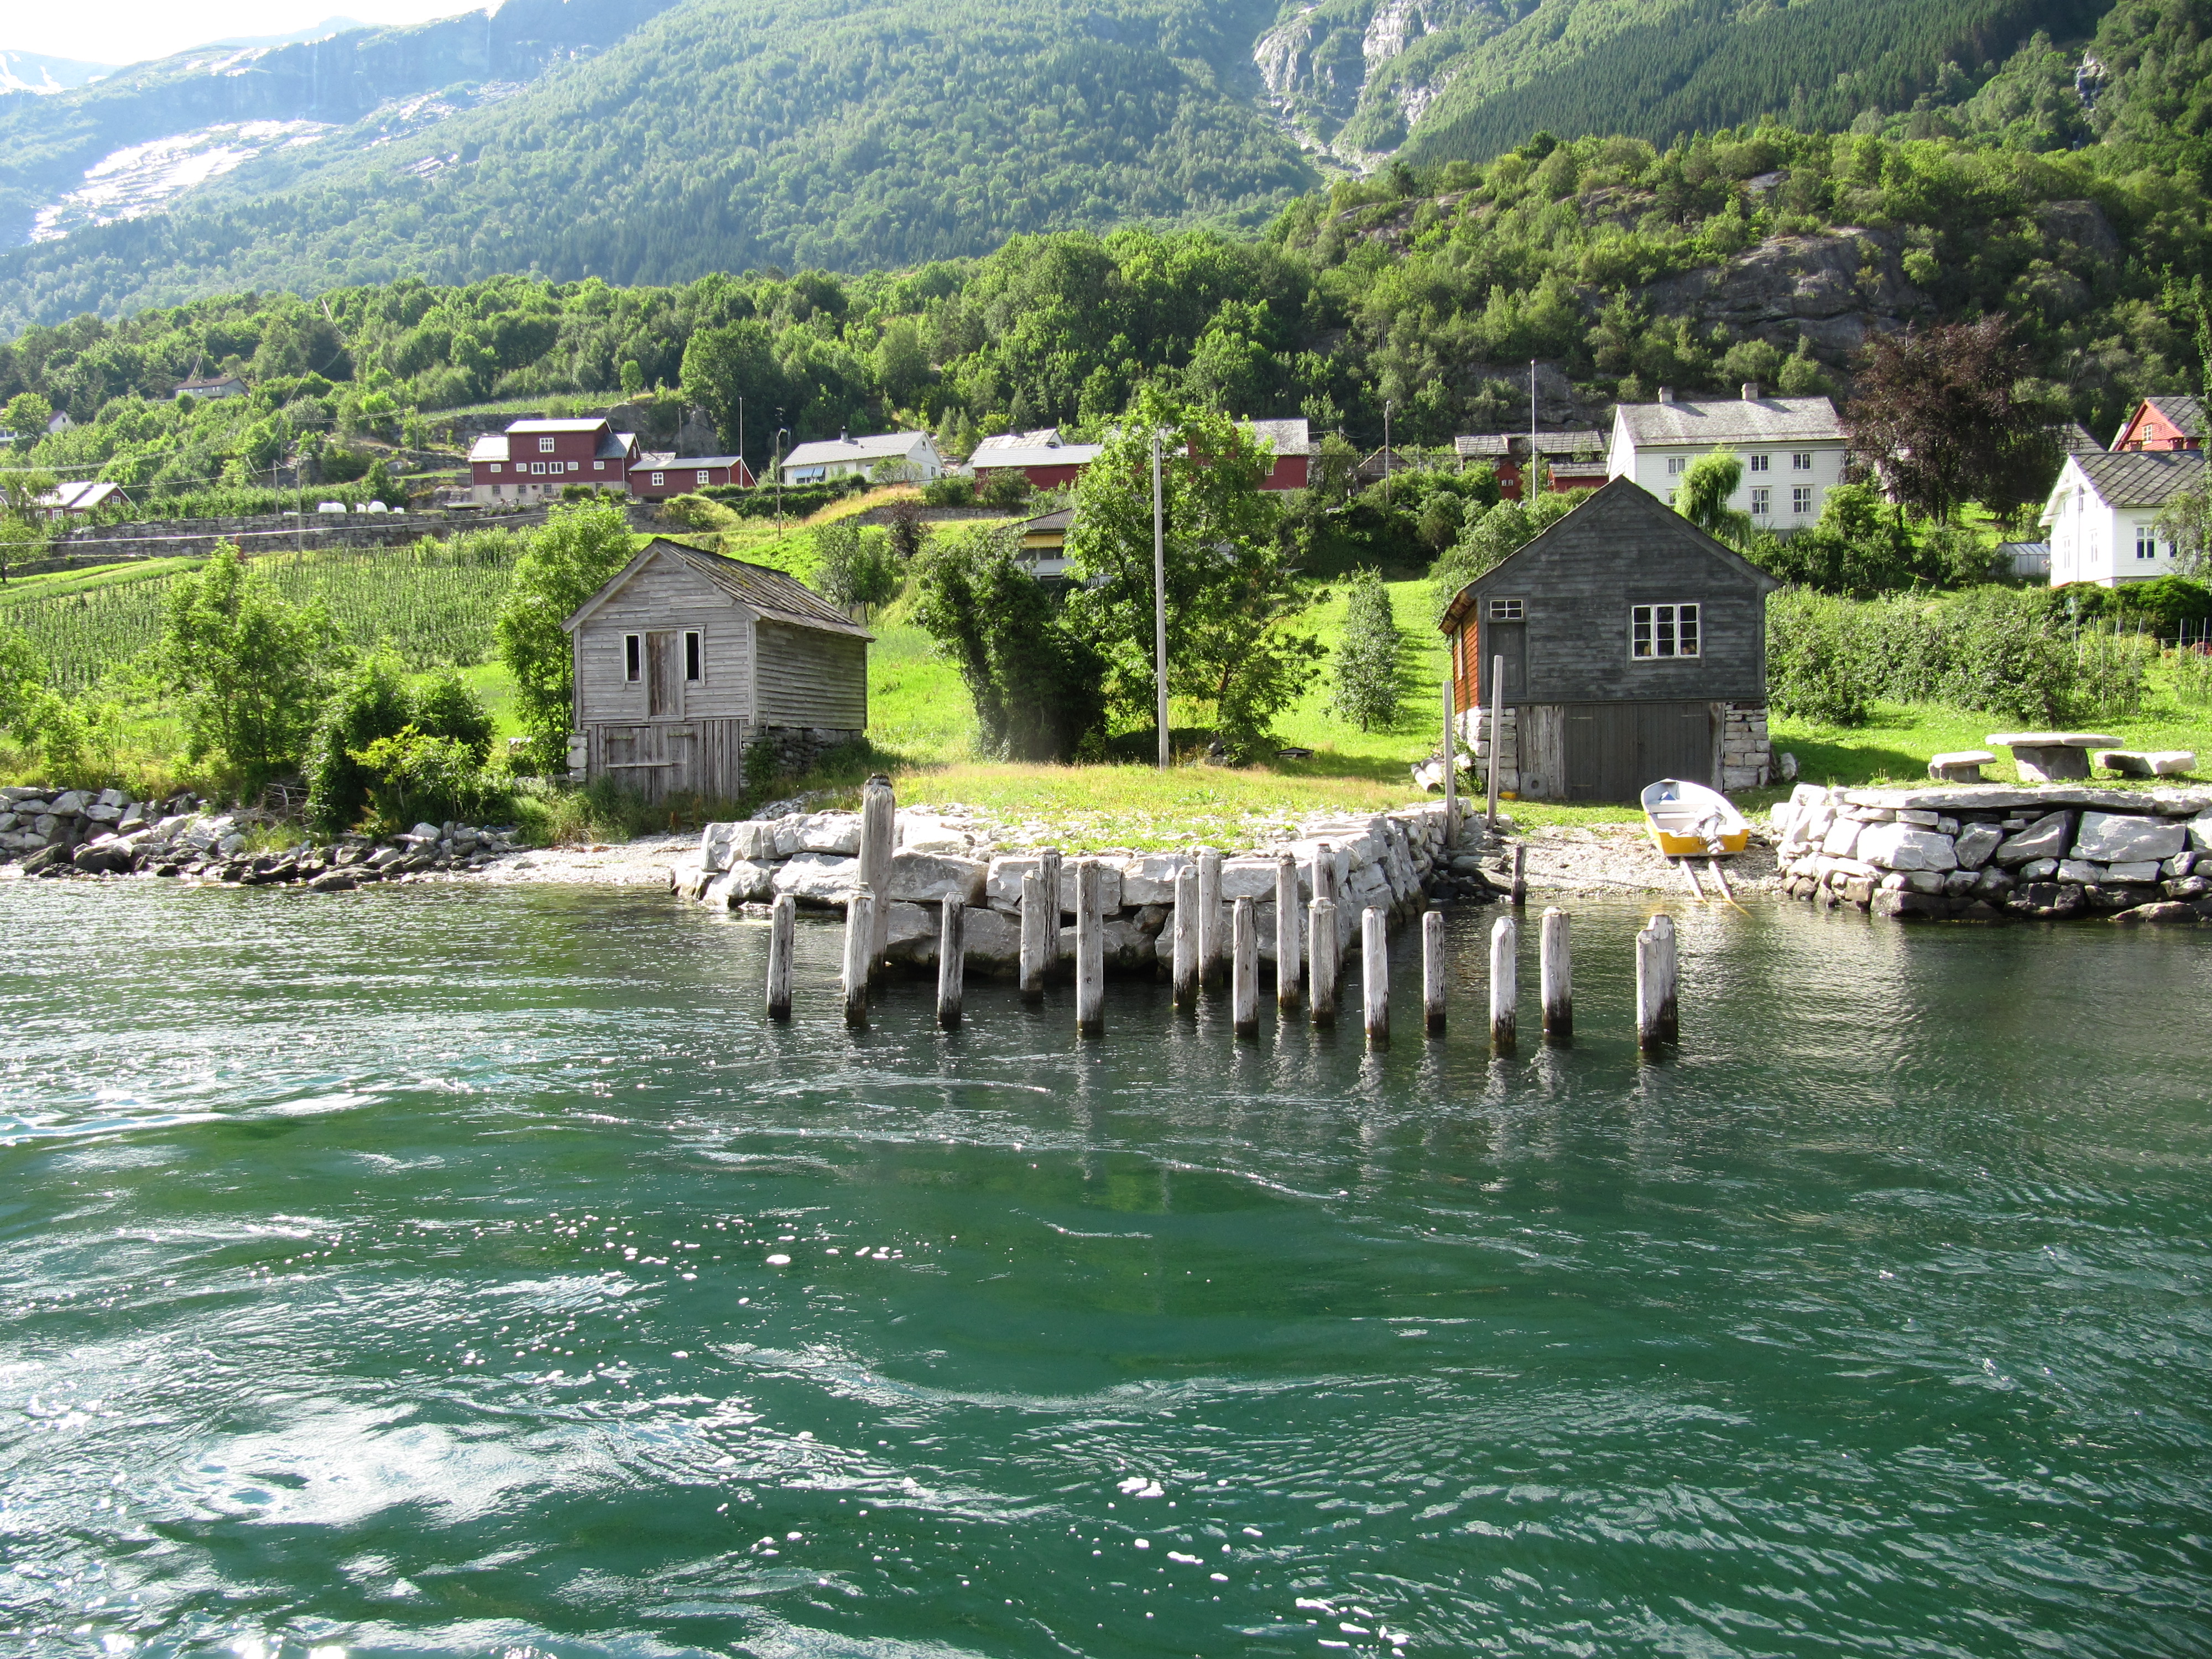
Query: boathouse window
xmin=1488 ymin=597 xmax=1523 ymax=621
xmin=1631 ymin=603 xmax=1699 ymax=660
xmin=624 ymin=633 xmax=642 ymax=682
xmin=684 ymin=630 xmax=702 ymax=681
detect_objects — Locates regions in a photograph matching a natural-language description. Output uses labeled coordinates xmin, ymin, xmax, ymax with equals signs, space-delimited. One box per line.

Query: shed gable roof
xmin=1437 ymin=476 xmax=1781 ymax=632
xmin=562 ymin=539 xmax=873 ymax=638
xmin=784 ymin=431 xmax=934 ymax=468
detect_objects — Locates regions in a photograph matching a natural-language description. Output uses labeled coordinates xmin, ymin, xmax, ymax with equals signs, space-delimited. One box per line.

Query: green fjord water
xmin=3 ymin=882 xmax=2210 ymax=1659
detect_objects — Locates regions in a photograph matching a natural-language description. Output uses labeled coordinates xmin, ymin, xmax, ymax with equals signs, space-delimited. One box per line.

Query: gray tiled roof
xmin=1616 ymin=395 xmax=1843 ymax=446
xmin=1454 ymin=430 xmax=1606 ymax=458
xmin=784 ymin=431 xmax=934 ymax=468
xmin=2073 ymin=448 xmax=2208 ymax=508
xmin=2143 ymin=393 xmax=2206 ymax=439
xmin=1240 ymin=418 xmax=1312 ymax=456
xmin=654 ymin=540 xmax=873 ymax=638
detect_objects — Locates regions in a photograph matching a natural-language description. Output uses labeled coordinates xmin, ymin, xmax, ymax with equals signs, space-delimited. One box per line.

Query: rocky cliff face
xmin=1253 ymin=0 xmax=1511 ymax=168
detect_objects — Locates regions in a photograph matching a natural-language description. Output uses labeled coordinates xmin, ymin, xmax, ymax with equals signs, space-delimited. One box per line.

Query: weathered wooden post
xmin=1489 ymin=914 xmax=1517 ymax=1052
xmin=1019 ymin=865 xmax=1051 ymax=1000
xmin=1074 ymin=857 xmax=1105 ymax=1037
xmin=1197 ymin=848 xmax=1224 ymax=985
xmin=1308 ymin=897 xmax=1339 ymax=1026
xmin=766 ymin=893 xmax=796 ymax=1021
xmin=1039 ymin=847 xmax=1063 ymax=921
xmin=1361 ymin=906 xmax=1388 ymax=1043
xmin=1421 ymin=909 xmax=1446 ymax=1036
xmin=936 ymin=897 xmax=964 ymax=1029
xmin=841 ymin=886 xmax=875 ymax=1027
xmin=1171 ymin=863 xmax=1199 ymax=1008
xmin=1511 ymin=844 xmax=1527 ymax=906
xmin=1636 ymin=912 xmax=1678 ymax=1051
xmin=1485 ymin=655 xmax=1504 ymax=834
xmin=1311 ymin=842 xmax=1337 ymax=905
xmin=1274 ymin=853 xmax=1300 ymax=1013
xmin=1231 ymin=896 xmax=1258 ymax=1039
xmin=1540 ymin=906 xmax=1572 ymax=1041
xmin=1442 ymin=679 xmax=1458 ymax=845
xmin=859 ymin=776 xmax=896 ymax=976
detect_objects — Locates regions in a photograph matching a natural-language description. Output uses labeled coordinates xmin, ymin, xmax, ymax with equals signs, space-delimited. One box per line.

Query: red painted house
xmin=2111 ymin=394 xmax=2205 ymax=453
xmin=469 ymin=417 xmax=640 ymax=503
xmin=628 ymin=452 xmax=758 ymax=498
xmin=1241 ymin=419 xmax=1313 ymax=490
xmin=968 ymin=430 xmax=1103 ymax=491
xmin=1453 ymin=430 xmax=1608 ymax=501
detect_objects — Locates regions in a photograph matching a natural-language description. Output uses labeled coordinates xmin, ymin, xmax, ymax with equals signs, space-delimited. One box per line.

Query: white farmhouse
xmin=780 ymin=430 xmax=944 ymax=484
xmin=2041 ymin=449 xmax=2206 ymax=587
xmin=1607 ymin=385 xmax=1847 ymax=530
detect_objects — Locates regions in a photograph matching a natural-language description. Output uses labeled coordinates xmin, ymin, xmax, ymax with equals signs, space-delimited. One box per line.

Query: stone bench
xmin=1986 ymin=732 xmax=2122 ymax=784
xmin=2095 ymin=749 xmax=2197 ymax=778
xmin=1927 ymin=749 xmax=1997 ymax=783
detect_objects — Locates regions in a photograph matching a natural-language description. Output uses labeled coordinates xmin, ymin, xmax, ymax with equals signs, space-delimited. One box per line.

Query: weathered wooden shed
xmin=1439 ymin=477 xmax=1781 ymax=802
xmin=562 ymin=538 xmax=871 ymax=800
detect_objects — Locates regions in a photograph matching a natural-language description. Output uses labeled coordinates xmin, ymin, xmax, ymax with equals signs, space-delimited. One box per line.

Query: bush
xmin=922 ymin=474 xmax=977 ymax=507
xmin=306 ymin=658 xmax=496 ymax=833
xmin=352 ymin=727 xmax=505 ymax=826
xmin=1329 ymin=568 xmax=1404 ymax=730
xmin=1765 ymin=589 xmax=1878 ymax=725
xmin=813 ymin=520 xmax=901 ymax=615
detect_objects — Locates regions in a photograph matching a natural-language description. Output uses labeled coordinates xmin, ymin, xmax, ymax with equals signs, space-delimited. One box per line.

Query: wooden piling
xmin=1019 ymin=867 xmax=1051 ymax=1000
xmin=1511 ymin=843 xmax=1527 ymax=906
xmin=1275 ymin=853 xmax=1301 ymax=1012
xmin=1489 ymin=914 xmax=1517 ymax=1052
xmin=1421 ymin=909 xmax=1446 ymax=1036
xmin=1039 ymin=847 xmax=1063 ymax=920
xmin=1361 ymin=906 xmax=1388 ymax=1043
xmin=1636 ymin=912 xmax=1678 ymax=1051
xmin=1442 ymin=679 xmax=1458 ymax=845
xmin=841 ymin=886 xmax=874 ymax=1027
xmin=1308 ymin=897 xmax=1339 ymax=1026
xmin=1311 ymin=842 xmax=1338 ymax=904
xmin=1540 ymin=906 xmax=1571 ymax=1041
xmin=936 ymin=897 xmax=964 ymax=1029
xmin=1197 ymin=848 xmax=1224 ymax=985
xmin=859 ymin=778 xmax=895 ymax=976
xmin=1485 ymin=655 xmax=1504 ymax=833
xmin=1172 ymin=863 xmax=1199 ymax=1008
xmin=1232 ymin=897 xmax=1259 ymax=1038
xmin=1074 ymin=857 xmax=1104 ymax=1037
xmin=766 ymin=893 xmax=795 ymax=1021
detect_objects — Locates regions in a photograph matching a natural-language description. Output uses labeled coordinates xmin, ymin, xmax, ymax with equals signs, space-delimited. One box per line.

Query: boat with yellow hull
xmin=1641 ymin=778 xmax=1750 ymax=857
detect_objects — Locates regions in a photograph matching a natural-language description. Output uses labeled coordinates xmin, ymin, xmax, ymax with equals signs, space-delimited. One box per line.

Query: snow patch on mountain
xmin=30 ymin=121 xmax=335 ymax=242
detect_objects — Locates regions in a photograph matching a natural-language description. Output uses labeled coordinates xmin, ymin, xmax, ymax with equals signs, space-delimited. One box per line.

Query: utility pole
xmin=1382 ymin=399 xmax=1392 ymax=504
xmin=774 ymin=414 xmax=789 ymax=533
xmin=738 ymin=395 xmax=745 ymax=484
xmin=1528 ymin=357 xmax=1538 ymax=500
xmin=1152 ymin=431 xmax=1168 ymax=770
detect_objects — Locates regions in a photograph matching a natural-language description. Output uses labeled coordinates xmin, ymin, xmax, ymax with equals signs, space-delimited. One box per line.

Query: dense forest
xmin=1 ymin=0 xmax=2205 ymax=497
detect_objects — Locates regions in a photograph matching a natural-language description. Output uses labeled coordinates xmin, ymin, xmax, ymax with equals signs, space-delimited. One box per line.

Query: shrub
xmin=922 ymin=474 xmax=977 ymax=507
xmin=306 ymin=658 xmax=495 ymax=833
xmin=352 ymin=727 xmax=503 ymax=827
xmin=1766 ymin=589 xmax=1879 ymax=725
xmin=813 ymin=520 xmax=901 ymax=615
xmin=494 ymin=499 xmax=637 ymax=771
xmin=1329 ymin=568 xmax=1404 ymax=730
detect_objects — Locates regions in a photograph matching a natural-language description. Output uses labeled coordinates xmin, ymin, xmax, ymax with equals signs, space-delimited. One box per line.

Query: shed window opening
xmin=1488 ymin=597 xmax=1524 ymax=621
xmin=1631 ymin=603 xmax=1700 ymax=660
xmin=1747 ymin=453 xmax=1770 ymax=473
xmin=624 ymin=634 xmax=642 ymax=683
xmin=684 ymin=630 xmax=702 ymax=682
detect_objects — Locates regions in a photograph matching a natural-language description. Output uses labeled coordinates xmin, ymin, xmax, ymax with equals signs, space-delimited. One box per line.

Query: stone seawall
xmin=669 ymin=801 xmax=1481 ymax=974
xmin=1771 ymin=782 xmax=2212 ymax=923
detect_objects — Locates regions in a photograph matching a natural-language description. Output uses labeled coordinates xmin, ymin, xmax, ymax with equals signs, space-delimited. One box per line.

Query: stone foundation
xmin=1721 ymin=703 xmax=1770 ymax=791
xmin=1455 ymin=705 xmax=1520 ymax=795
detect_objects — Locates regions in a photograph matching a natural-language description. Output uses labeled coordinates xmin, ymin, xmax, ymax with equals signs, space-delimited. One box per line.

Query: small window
xmin=568 ymin=461 xmax=580 ymax=472
xmin=1488 ymin=597 xmax=1524 ymax=621
xmin=1792 ymin=486 xmax=1814 ymax=515
xmin=594 ymin=460 xmax=605 ymax=471
xmin=624 ymin=633 xmax=642 ymax=682
xmin=1631 ymin=603 xmax=1700 ymax=660
xmin=1666 ymin=456 xmax=1688 ymax=476
xmin=1750 ymin=487 xmax=1771 ymax=517
xmin=539 ymin=436 xmax=556 ymax=453
xmin=2137 ymin=525 xmax=2160 ymax=560
xmin=684 ymin=630 xmax=702 ymax=682
xmin=650 ymin=470 xmax=665 ymax=486
xmin=696 ymin=470 xmax=710 ymax=486
xmin=1747 ymin=453 xmax=1770 ymax=473
xmin=1792 ymin=451 xmax=1813 ymax=471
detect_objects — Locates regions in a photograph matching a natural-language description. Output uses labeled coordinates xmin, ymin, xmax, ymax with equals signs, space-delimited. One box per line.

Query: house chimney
xmin=1656 ymin=386 xmax=1674 ymax=404
xmin=1741 ymin=381 xmax=1761 ymax=400
xmin=839 ymin=427 xmax=848 ymax=442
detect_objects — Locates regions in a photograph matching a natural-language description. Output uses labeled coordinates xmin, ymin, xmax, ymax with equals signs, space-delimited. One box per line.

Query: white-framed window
xmin=2137 ymin=524 xmax=2161 ymax=560
xmin=489 ymin=462 xmax=502 ymax=473
xmin=684 ymin=630 xmax=702 ymax=682
xmin=696 ymin=471 xmax=709 ymax=487
xmin=1665 ymin=456 xmax=1688 ymax=476
xmin=1488 ymin=597 xmax=1524 ymax=621
xmin=530 ymin=462 xmax=544 ymax=474
xmin=650 ymin=471 xmax=665 ymax=486
xmin=594 ymin=460 xmax=605 ymax=471
xmin=1631 ymin=603 xmax=1700 ymax=660
xmin=1747 ymin=453 xmax=1770 ymax=473
xmin=1792 ymin=486 xmax=1814 ymax=515
xmin=539 ymin=436 xmax=556 ymax=453
xmin=1750 ymin=487 xmax=1771 ymax=517
xmin=623 ymin=633 xmax=642 ymax=682
xmin=568 ymin=461 xmax=580 ymax=472
xmin=1792 ymin=451 xmax=1813 ymax=471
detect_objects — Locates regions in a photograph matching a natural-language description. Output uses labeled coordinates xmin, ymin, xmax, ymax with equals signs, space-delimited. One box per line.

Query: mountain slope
xmin=0 ymin=51 xmax=117 ymax=96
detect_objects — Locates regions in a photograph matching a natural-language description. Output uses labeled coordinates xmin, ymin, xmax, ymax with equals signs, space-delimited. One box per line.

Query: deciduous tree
xmin=156 ymin=544 xmax=341 ymax=782
xmin=1329 ymin=568 xmax=1404 ymax=731
xmin=1844 ymin=318 xmax=2059 ymax=523
xmin=494 ymin=499 xmax=637 ymax=770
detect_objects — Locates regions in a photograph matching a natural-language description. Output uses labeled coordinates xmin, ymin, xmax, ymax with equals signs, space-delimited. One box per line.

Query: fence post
xmin=1361 ymin=906 xmax=1388 ymax=1043
xmin=859 ymin=776 xmax=895 ymax=977
xmin=842 ymin=886 xmax=874 ymax=1027
xmin=1172 ymin=863 xmax=1199 ymax=1008
xmin=1489 ymin=914 xmax=1517 ymax=1052
xmin=1540 ymin=906 xmax=1571 ymax=1041
xmin=1308 ymin=897 xmax=1339 ymax=1026
xmin=1421 ymin=909 xmax=1446 ymax=1036
xmin=1275 ymin=853 xmax=1301 ymax=1012
xmin=936 ymin=897 xmax=964 ymax=1030
xmin=766 ymin=893 xmax=795 ymax=1021
xmin=1074 ymin=857 xmax=1104 ymax=1037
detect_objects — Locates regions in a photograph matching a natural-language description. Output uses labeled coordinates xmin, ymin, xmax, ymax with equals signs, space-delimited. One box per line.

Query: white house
xmin=780 ymin=430 xmax=943 ymax=484
xmin=1608 ymin=385 xmax=1847 ymax=530
xmin=2041 ymin=450 xmax=2205 ymax=587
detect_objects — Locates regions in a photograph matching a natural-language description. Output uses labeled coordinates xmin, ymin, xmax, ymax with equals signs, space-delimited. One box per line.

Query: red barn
xmin=1241 ymin=419 xmax=1312 ymax=490
xmin=470 ymin=417 xmax=640 ymax=503
xmin=969 ymin=431 xmax=1103 ymax=491
xmin=2111 ymin=394 xmax=2204 ymax=453
xmin=629 ymin=453 xmax=758 ymax=498
xmin=1454 ymin=430 xmax=1607 ymax=501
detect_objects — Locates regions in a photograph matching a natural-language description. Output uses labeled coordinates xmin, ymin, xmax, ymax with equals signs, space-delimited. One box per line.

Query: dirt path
xmin=1479 ymin=821 xmax=1780 ymax=896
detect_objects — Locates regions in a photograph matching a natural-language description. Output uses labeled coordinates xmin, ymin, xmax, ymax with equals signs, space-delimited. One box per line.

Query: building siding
xmin=573 ymin=555 xmax=756 ymax=724
xmin=754 ymin=623 xmax=868 ymax=730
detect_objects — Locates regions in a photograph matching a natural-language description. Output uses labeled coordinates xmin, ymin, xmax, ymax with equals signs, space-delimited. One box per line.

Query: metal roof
xmin=972 ymin=443 xmax=1102 ymax=470
xmin=1615 ymin=395 xmax=1843 ymax=447
xmin=508 ymin=418 xmax=614 ymax=434
xmin=631 ymin=455 xmax=748 ymax=472
xmin=971 ymin=429 xmax=1062 ymax=455
xmin=783 ymin=431 xmax=935 ymax=469
xmin=1240 ymin=418 xmax=1312 ymax=456
xmin=2070 ymin=448 xmax=2208 ymax=508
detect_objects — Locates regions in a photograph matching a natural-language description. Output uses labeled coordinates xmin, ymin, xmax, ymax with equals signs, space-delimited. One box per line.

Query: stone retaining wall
xmin=668 ymin=802 xmax=1469 ymax=975
xmin=1771 ymin=782 xmax=2212 ymax=923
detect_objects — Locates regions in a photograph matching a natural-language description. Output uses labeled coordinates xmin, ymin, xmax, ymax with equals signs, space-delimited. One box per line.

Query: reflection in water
xmin=2 ymin=880 xmax=2210 ymax=1657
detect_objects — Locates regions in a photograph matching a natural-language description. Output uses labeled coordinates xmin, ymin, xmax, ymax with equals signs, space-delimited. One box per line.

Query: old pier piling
xmin=1275 ymin=853 xmax=1300 ymax=1013
xmin=936 ymin=897 xmax=964 ymax=1029
xmin=1197 ymin=848 xmax=1225 ymax=985
xmin=1232 ymin=896 xmax=1259 ymax=1039
xmin=1019 ymin=866 xmax=1051 ymax=1000
xmin=1171 ymin=863 xmax=1199 ymax=1007
xmin=1540 ymin=906 xmax=1572 ymax=1041
xmin=1362 ymin=906 xmax=1389 ymax=1043
xmin=1309 ymin=896 xmax=1339 ymax=1026
xmin=766 ymin=894 xmax=796 ymax=1021
xmin=1421 ymin=910 xmax=1446 ymax=1036
xmin=859 ymin=779 xmax=895 ymax=977
xmin=1489 ymin=914 xmax=1517 ymax=1052
xmin=842 ymin=888 xmax=875 ymax=1027
xmin=1074 ymin=857 xmax=1105 ymax=1037
xmin=1636 ymin=912 xmax=1678 ymax=1050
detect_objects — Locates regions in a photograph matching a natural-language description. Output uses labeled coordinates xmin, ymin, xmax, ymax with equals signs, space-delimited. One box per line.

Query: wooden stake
xmin=1308 ymin=897 xmax=1338 ymax=1026
xmin=1039 ymin=847 xmax=1063 ymax=922
xmin=1636 ymin=912 xmax=1678 ymax=1051
xmin=1074 ymin=857 xmax=1104 ymax=1037
xmin=1019 ymin=866 xmax=1051 ymax=1000
xmin=1197 ymin=848 xmax=1224 ymax=985
xmin=1311 ymin=841 xmax=1337 ymax=904
xmin=1172 ymin=863 xmax=1199 ymax=1008
xmin=1540 ymin=906 xmax=1571 ymax=1041
xmin=766 ymin=892 xmax=795 ymax=1021
xmin=841 ymin=886 xmax=874 ymax=1027
xmin=936 ymin=896 xmax=964 ymax=1029
xmin=1510 ymin=843 xmax=1526 ymax=906
xmin=1231 ymin=896 xmax=1258 ymax=1039
xmin=859 ymin=778 xmax=895 ymax=977
xmin=1361 ymin=905 xmax=1388 ymax=1044
xmin=1442 ymin=679 xmax=1458 ymax=844
xmin=1275 ymin=853 xmax=1300 ymax=1011
xmin=1421 ymin=909 xmax=1446 ymax=1036
xmin=1485 ymin=655 xmax=1504 ymax=833
xmin=1489 ymin=913 xmax=1517 ymax=1052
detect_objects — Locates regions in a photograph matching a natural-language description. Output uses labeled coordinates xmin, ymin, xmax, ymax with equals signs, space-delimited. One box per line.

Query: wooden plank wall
xmin=587 ymin=717 xmax=749 ymax=802
xmin=754 ymin=623 xmax=868 ymax=731
xmin=574 ymin=551 xmax=755 ymax=724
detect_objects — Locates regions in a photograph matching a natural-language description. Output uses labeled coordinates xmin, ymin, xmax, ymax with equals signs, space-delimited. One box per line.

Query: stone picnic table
xmin=1986 ymin=732 xmax=2122 ymax=783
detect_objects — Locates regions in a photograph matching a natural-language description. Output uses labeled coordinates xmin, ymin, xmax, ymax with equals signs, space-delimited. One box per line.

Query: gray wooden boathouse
xmin=1438 ymin=477 xmax=1780 ymax=801
xmin=562 ymin=538 xmax=871 ymax=800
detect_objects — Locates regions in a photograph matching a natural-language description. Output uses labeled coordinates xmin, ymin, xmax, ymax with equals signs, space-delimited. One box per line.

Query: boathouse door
xmin=1562 ymin=701 xmax=1715 ymax=801
xmin=645 ymin=630 xmax=679 ymax=717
